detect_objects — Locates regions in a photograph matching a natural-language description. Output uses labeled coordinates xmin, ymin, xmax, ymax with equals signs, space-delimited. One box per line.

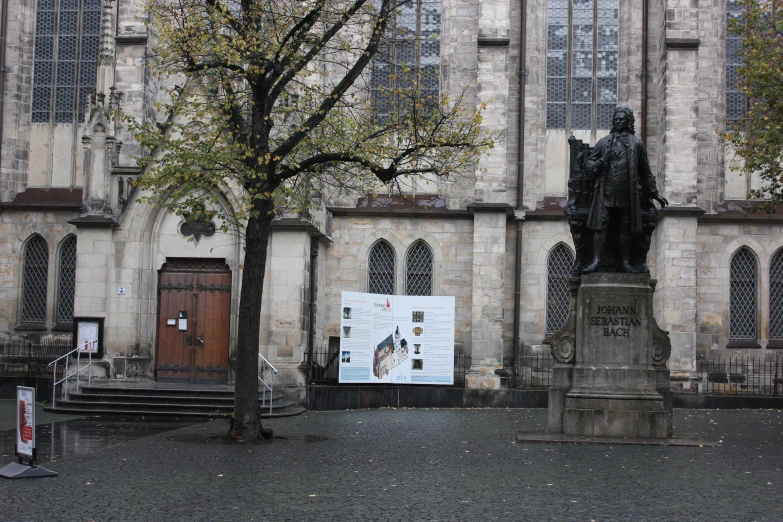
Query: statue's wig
xmin=612 ymin=107 xmax=636 ymax=134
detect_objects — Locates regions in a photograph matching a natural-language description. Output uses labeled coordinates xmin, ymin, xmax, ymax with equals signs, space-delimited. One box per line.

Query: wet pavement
xmin=0 ymin=407 xmax=782 ymax=521
xmin=0 ymin=400 xmax=198 ymax=464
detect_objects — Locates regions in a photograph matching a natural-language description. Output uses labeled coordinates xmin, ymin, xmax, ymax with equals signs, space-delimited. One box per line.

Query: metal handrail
xmin=48 ymin=339 xmax=97 ymax=408
xmin=258 ymin=353 xmax=278 ymax=415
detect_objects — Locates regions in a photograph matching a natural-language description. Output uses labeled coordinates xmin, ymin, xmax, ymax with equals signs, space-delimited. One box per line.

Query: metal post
xmin=52 ymin=360 xmax=57 ymax=408
xmin=64 ymin=353 xmax=69 ymax=401
xmin=262 ymin=366 xmax=267 ymax=413
xmin=77 ymin=349 xmax=81 ymax=395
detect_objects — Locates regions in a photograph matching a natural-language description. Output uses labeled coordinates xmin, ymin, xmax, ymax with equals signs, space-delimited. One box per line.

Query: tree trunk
xmin=229 ymin=196 xmax=275 ymax=441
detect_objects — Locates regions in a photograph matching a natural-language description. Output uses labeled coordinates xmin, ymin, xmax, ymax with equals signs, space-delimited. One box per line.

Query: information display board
xmin=17 ymin=387 xmax=35 ymax=458
xmin=72 ymin=317 xmax=104 ymax=357
xmin=339 ymin=292 xmax=455 ymax=384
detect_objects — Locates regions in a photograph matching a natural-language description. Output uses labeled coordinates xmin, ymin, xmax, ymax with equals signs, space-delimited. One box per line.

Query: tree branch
xmin=270 ymin=0 xmax=393 ymax=167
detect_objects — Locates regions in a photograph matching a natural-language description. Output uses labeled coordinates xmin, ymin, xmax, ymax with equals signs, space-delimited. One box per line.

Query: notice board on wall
xmin=338 ymin=291 xmax=455 ymax=385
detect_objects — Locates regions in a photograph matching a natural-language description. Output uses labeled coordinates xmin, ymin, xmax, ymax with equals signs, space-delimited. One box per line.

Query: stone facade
xmin=0 ymin=0 xmax=778 ymax=394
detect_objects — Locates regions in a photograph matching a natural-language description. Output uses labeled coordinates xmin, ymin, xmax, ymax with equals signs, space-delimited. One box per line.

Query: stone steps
xmin=43 ymin=384 xmax=305 ymax=419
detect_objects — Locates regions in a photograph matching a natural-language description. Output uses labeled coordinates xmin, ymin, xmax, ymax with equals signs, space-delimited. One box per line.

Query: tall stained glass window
xmin=547 ymin=0 xmax=618 ymax=132
xmin=371 ymin=0 xmax=441 ymax=119
xmin=726 ymin=0 xmax=746 ymax=123
xmin=32 ymin=0 xmax=101 ymax=123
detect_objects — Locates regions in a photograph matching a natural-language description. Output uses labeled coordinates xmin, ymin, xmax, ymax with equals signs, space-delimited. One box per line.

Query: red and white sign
xmin=16 ymin=387 xmax=35 ymax=458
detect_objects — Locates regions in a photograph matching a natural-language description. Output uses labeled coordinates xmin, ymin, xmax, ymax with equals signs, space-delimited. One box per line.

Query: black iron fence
xmin=696 ymin=352 xmax=783 ymax=396
xmin=504 ymin=352 xmax=554 ymax=389
xmin=0 ymin=337 xmax=71 ymax=377
xmin=306 ymin=341 xmax=471 ymax=387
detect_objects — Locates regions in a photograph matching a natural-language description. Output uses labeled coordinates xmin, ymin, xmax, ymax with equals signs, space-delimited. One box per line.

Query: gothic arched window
xmin=770 ymin=250 xmax=783 ymax=341
xmin=546 ymin=0 xmax=619 ymax=132
xmin=546 ymin=244 xmax=575 ymax=334
xmin=21 ymin=235 xmax=49 ymax=323
xmin=56 ymin=236 xmax=77 ymax=324
xmin=368 ymin=241 xmax=395 ymax=295
xmin=406 ymin=241 xmax=433 ymax=296
xmin=729 ymin=247 xmax=757 ymax=340
xmin=32 ymin=0 xmax=102 ymax=123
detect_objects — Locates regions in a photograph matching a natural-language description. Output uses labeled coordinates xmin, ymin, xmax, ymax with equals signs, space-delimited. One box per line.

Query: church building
xmin=0 ymin=0 xmax=774 ymax=395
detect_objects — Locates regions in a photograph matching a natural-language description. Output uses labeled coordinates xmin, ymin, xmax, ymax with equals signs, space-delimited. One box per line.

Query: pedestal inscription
xmin=549 ymin=273 xmax=672 ymax=439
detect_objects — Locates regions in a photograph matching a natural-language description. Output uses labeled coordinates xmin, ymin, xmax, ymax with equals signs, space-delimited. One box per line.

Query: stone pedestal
xmin=549 ymin=273 xmax=672 ymax=439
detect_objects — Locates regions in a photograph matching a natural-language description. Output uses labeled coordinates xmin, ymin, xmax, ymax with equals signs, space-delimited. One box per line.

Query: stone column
xmin=467 ymin=207 xmax=510 ymax=388
xmin=261 ymin=227 xmax=313 ymax=386
xmin=654 ymin=211 xmax=701 ymax=373
xmin=655 ymin=1 xmax=702 ymax=375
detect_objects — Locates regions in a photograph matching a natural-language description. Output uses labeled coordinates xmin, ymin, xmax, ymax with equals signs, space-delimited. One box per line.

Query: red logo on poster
xmin=19 ymin=400 xmax=29 ymax=443
xmin=386 ymin=298 xmax=391 ymax=308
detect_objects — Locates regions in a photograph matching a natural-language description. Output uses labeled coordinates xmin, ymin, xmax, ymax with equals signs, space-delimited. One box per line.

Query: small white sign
xmin=167 ymin=318 xmax=176 ymax=326
xmin=118 ymin=287 xmax=126 ymax=295
xmin=17 ymin=387 xmax=35 ymax=458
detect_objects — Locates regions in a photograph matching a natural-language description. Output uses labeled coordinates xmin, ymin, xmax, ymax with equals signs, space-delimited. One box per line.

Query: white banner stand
xmin=0 ymin=387 xmax=58 ymax=479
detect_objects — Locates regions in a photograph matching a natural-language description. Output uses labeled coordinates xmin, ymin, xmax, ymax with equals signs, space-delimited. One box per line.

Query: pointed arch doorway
xmin=155 ymin=258 xmax=232 ymax=384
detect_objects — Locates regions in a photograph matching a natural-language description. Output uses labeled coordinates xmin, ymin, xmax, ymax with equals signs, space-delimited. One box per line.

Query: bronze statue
xmin=578 ymin=108 xmax=668 ymax=274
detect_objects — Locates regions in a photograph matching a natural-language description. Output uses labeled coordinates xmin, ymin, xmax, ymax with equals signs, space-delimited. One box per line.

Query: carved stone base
xmin=548 ymin=273 xmax=672 ymax=439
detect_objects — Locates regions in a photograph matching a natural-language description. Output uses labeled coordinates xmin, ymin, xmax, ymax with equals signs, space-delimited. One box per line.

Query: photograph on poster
xmin=372 ymin=327 xmax=409 ymax=379
xmin=339 ymin=291 xmax=455 ymax=385
xmin=412 ymin=359 xmax=423 ymax=370
xmin=342 ymin=351 xmax=351 ymax=363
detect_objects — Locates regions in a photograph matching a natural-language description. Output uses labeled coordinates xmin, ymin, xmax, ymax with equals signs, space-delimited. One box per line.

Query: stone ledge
xmin=657 ymin=205 xmax=706 ymax=219
xmin=515 ymin=430 xmax=715 ymax=446
xmin=466 ymin=202 xmax=514 ymax=216
xmin=665 ymin=38 xmax=700 ymax=50
xmin=68 ymin=215 xmax=119 ymax=228
xmin=477 ymin=37 xmax=511 ymax=47
xmin=115 ymin=35 xmax=148 ymax=45
xmin=0 ymin=187 xmax=83 ymax=211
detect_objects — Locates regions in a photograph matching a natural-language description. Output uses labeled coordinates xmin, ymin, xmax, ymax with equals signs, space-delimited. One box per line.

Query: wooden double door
xmin=155 ymin=259 xmax=232 ymax=384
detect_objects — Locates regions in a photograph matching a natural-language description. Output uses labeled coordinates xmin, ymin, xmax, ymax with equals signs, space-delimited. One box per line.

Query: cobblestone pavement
xmin=1 ymin=408 xmax=782 ymax=521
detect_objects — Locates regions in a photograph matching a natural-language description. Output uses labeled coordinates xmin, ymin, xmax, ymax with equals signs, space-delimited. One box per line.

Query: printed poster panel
xmin=17 ymin=387 xmax=35 ymax=458
xmin=339 ymin=291 xmax=455 ymax=385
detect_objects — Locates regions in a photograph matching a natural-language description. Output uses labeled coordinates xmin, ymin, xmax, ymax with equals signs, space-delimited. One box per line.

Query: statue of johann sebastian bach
xmin=581 ymin=107 xmax=668 ymax=274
